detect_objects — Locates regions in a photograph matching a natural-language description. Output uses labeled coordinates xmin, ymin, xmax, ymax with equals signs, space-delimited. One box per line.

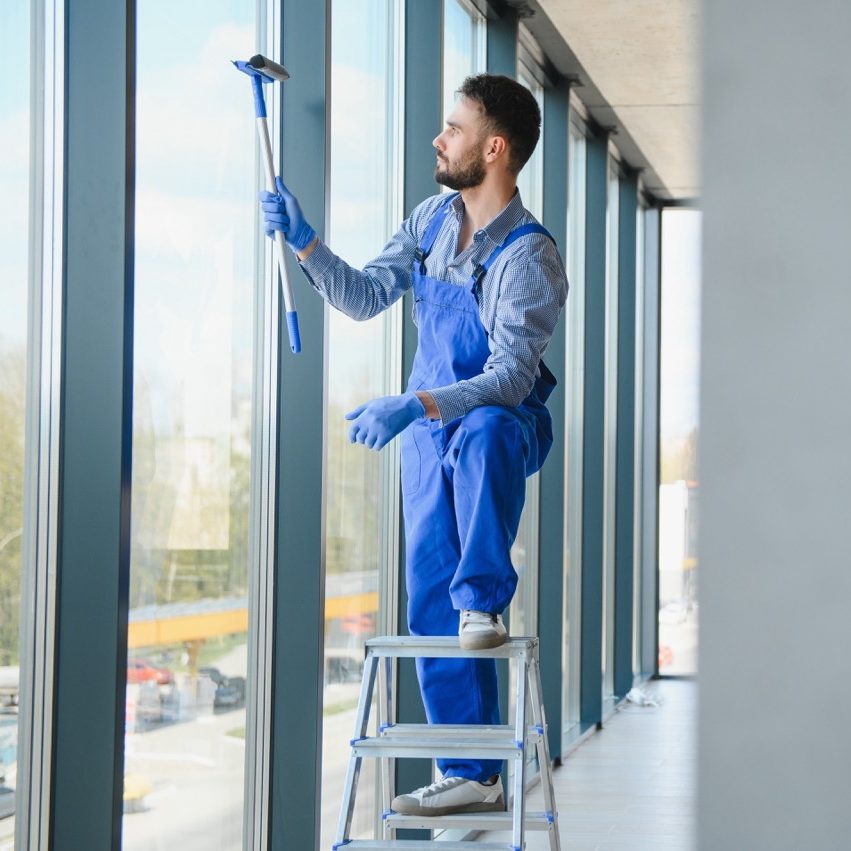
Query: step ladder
xmin=333 ymin=635 xmax=561 ymax=851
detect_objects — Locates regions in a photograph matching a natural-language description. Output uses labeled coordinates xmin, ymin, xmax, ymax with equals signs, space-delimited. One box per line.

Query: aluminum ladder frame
xmin=332 ymin=635 xmax=561 ymax=851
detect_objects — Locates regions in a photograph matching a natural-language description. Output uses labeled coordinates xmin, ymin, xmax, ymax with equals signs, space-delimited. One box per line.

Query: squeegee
xmin=233 ymin=54 xmax=301 ymax=353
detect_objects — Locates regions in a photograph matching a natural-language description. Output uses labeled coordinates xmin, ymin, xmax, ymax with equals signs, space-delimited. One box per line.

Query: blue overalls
xmin=400 ymin=193 xmax=557 ymax=780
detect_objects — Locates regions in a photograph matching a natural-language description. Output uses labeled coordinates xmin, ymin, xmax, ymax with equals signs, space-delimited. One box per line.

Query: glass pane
xmin=122 ymin=4 xmax=258 ymax=848
xmin=510 ymin=65 xmax=545 ymax=641
xmin=601 ymin=156 xmax=620 ymax=710
xmin=562 ymin=121 xmax=586 ymax=751
xmin=442 ymin=0 xmax=485 ymax=123
xmin=632 ymin=202 xmax=646 ymax=675
xmin=0 ymin=2 xmax=30 ymax=846
xmin=658 ymin=209 xmax=701 ymax=676
xmin=322 ymin=1 xmax=401 ymax=846
xmin=515 ymin=66 xmax=544 ymax=221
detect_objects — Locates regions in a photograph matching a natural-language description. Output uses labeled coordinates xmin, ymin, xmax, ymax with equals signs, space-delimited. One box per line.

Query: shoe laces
xmin=461 ymin=609 xmax=497 ymax=626
xmin=412 ymin=776 xmax=468 ymax=797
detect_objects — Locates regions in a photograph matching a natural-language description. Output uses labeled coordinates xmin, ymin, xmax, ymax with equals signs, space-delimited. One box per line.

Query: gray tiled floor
xmin=479 ymin=679 xmax=696 ymax=850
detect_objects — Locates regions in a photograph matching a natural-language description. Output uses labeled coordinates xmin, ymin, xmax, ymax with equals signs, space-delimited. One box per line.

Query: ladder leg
xmin=528 ymin=655 xmax=561 ymax=851
xmin=333 ymin=650 xmax=378 ymax=848
xmin=377 ymin=654 xmax=394 ymax=840
xmin=512 ymin=654 xmax=528 ymax=850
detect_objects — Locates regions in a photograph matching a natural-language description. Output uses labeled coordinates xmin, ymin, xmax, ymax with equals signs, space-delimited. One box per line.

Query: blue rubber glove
xmin=345 ymin=392 xmax=426 ymax=451
xmin=258 ymin=176 xmax=317 ymax=252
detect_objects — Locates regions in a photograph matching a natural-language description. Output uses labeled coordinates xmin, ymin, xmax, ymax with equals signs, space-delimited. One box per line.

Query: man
xmin=260 ymin=74 xmax=568 ymax=817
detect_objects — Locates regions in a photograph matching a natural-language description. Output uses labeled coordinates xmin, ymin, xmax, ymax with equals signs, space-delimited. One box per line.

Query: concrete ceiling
xmin=523 ymin=0 xmax=700 ymax=202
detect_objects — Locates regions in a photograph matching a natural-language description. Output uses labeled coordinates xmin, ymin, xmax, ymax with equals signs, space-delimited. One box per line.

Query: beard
xmin=434 ymin=147 xmax=487 ymax=190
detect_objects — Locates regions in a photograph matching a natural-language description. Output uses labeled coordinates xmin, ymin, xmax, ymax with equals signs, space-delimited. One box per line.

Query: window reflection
xmin=0 ymin=2 xmax=30 ymax=846
xmin=322 ymin=1 xmax=402 ymax=846
xmin=123 ymin=4 xmax=257 ymax=848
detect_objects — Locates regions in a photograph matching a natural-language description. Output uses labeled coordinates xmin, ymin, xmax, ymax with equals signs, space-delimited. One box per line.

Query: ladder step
xmin=365 ymin=635 xmax=537 ymax=659
xmin=335 ymin=842 xmax=518 ymax=850
xmin=351 ymin=735 xmax=523 ymax=759
xmin=385 ymin=810 xmax=555 ymax=831
xmin=377 ymin=723 xmax=543 ymax=743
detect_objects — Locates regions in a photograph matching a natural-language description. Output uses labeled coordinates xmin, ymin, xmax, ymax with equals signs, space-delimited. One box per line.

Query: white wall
xmin=699 ymin=1 xmax=851 ymax=848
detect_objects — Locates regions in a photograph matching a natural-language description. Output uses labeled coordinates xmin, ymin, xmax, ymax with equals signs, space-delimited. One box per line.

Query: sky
xmin=0 ymin=1 xmax=30 ymax=353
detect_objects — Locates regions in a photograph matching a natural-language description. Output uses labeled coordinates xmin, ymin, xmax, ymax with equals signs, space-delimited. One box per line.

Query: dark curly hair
xmin=457 ymin=73 xmax=541 ymax=175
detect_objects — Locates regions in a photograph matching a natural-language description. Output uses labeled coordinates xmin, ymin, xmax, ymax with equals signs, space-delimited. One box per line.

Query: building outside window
xmin=321 ymin=1 xmax=404 ymax=845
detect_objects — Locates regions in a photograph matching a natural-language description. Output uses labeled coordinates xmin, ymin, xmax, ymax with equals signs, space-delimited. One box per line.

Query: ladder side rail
xmin=334 ymin=650 xmax=379 ymax=847
xmin=528 ymin=656 xmax=561 ymax=851
xmin=511 ymin=655 xmax=528 ymax=851
xmin=378 ymin=654 xmax=394 ymax=840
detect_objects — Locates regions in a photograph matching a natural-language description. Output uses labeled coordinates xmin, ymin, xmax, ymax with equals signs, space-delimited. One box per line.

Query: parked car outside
xmin=127 ymin=658 xmax=173 ymax=685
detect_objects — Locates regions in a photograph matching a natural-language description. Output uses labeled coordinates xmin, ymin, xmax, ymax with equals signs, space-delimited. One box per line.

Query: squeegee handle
xmin=254 ymin=80 xmax=301 ymax=354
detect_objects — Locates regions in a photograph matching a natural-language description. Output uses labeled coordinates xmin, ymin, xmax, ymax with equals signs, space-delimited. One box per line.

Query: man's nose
xmin=433 ymin=132 xmax=444 ymax=150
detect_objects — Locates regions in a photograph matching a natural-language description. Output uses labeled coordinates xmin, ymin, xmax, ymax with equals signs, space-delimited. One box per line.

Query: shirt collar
xmin=448 ymin=189 xmax=527 ymax=247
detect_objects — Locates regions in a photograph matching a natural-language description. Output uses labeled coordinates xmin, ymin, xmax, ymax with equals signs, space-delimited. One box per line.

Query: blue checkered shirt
xmin=299 ymin=190 xmax=569 ymax=424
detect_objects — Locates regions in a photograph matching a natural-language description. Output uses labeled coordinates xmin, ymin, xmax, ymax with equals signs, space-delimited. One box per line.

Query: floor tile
xmin=476 ymin=679 xmax=697 ymax=849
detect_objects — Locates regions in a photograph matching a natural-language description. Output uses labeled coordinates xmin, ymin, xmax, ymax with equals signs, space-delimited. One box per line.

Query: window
xmin=601 ymin=151 xmax=621 ymax=712
xmin=0 ymin=3 xmax=30 ymax=846
xmin=442 ymin=0 xmax=486 ymax=123
xmin=510 ymin=60 xmax=546 ymax=642
xmin=123 ymin=5 xmax=260 ymax=847
xmin=658 ymin=209 xmax=701 ymax=676
xmin=562 ymin=114 xmax=587 ymax=750
xmin=632 ymin=197 xmax=646 ymax=676
xmin=322 ymin=1 xmax=404 ymax=846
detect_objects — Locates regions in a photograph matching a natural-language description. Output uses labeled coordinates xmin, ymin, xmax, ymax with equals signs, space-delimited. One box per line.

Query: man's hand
xmin=345 ymin=392 xmax=426 ymax=451
xmin=258 ymin=176 xmax=317 ymax=252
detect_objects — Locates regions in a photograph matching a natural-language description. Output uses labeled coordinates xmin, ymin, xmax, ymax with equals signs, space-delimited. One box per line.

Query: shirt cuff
xmin=428 ymin=384 xmax=469 ymax=425
xmin=298 ymin=239 xmax=336 ymax=284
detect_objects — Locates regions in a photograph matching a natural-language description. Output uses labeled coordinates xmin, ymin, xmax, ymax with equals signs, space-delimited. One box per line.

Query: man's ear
xmin=484 ymin=135 xmax=508 ymax=164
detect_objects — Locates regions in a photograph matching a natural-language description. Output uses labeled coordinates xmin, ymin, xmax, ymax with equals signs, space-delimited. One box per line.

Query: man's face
xmin=432 ymin=97 xmax=488 ymax=190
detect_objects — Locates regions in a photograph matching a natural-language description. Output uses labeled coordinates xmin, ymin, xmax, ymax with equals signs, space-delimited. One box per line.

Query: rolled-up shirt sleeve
xmin=427 ymin=238 xmax=569 ymax=424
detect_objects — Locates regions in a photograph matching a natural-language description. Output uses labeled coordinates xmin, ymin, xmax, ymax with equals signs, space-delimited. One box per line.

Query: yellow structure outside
xmin=127 ymin=591 xmax=379 ymax=649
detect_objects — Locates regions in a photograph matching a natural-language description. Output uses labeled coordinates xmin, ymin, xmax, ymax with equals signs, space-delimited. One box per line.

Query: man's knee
xmin=455 ymin=406 xmax=526 ymax=463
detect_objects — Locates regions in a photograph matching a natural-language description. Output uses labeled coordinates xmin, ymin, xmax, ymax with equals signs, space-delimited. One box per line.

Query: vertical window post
xmin=269 ymin=1 xmax=328 ymax=848
xmin=579 ymin=126 xmax=609 ymax=728
xmin=537 ymin=76 xmax=571 ymax=761
xmin=49 ymin=0 xmax=135 ymax=846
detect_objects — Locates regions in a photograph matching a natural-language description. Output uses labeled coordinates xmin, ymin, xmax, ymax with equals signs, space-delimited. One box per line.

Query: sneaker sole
xmin=458 ymin=631 xmax=508 ymax=650
xmin=391 ymin=798 xmax=505 ymax=817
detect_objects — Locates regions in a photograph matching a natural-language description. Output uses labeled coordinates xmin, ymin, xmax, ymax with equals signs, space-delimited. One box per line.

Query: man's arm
xmin=426 ymin=237 xmax=569 ymax=424
xmin=261 ymin=185 xmax=447 ymax=321
xmin=296 ymin=232 xmax=414 ymax=320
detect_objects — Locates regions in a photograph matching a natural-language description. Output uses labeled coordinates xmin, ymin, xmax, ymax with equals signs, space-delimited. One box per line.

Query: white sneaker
xmin=391 ymin=775 xmax=504 ymax=816
xmin=459 ymin=609 xmax=507 ymax=650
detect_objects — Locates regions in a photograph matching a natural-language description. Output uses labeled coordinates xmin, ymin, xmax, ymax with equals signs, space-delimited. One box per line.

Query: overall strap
xmin=469 ymin=222 xmax=555 ymax=290
xmin=414 ymin=192 xmax=458 ymax=273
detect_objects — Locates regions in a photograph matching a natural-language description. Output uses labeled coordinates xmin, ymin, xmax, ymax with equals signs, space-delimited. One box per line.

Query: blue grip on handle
xmin=286 ymin=311 xmax=301 ymax=353
xmin=251 ymin=74 xmax=267 ymax=118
